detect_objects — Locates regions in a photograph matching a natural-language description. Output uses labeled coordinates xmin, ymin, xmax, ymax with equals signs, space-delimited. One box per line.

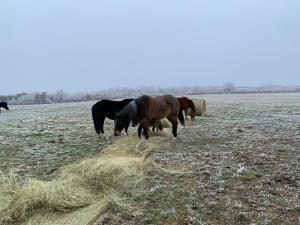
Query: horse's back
xmin=92 ymin=99 xmax=133 ymax=119
xmin=162 ymin=95 xmax=180 ymax=111
xmin=136 ymin=95 xmax=179 ymax=122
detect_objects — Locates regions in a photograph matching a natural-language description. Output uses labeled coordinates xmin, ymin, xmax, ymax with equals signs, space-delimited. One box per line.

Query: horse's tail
xmin=178 ymin=109 xmax=185 ymax=126
xmin=91 ymin=104 xmax=101 ymax=134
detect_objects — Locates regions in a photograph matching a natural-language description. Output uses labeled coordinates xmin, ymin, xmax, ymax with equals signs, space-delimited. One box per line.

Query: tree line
xmin=1 ymin=84 xmax=300 ymax=105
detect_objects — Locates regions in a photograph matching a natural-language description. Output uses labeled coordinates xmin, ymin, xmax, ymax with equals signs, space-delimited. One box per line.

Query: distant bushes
xmin=1 ymin=84 xmax=300 ymax=105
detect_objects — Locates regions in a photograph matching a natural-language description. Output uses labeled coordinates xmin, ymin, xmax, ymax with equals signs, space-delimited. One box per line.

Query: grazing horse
xmin=91 ymin=99 xmax=133 ymax=134
xmin=177 ymin=97 xmax=196 ymax=121
xmin=114 ymin=95 xmax=184 ymax=139
xmin=0 ymin=102 xmax=9 ymax=113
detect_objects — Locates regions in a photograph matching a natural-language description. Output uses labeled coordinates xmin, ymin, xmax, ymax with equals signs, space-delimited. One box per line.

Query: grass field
xmin=0 ymin=93 xmax=299 ymax=224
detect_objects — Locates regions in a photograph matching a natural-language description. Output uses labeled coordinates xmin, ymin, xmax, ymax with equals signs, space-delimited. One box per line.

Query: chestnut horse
xmin=177 ymin=97 xmax=196 ymax=121
xmin=114 ymin=95 xmax=184 ymax=139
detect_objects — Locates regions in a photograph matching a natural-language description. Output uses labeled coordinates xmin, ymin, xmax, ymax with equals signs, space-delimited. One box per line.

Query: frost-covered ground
xmin=0 ymin=101 xmax=118 ymax=179
xmin=0 ymin=93 xmax=300 ymax=224
xmin=131 ymin=93 xmax=300 ymax=225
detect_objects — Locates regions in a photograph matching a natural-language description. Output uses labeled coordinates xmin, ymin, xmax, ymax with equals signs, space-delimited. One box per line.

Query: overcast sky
xmin=0 ymin=0 xmax=299 ymax=94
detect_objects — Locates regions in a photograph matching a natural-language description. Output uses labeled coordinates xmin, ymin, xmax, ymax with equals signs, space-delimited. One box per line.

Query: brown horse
xmin=177 ymin=97 xmax=196 ymax=121
xmin=114 ymin=95 xmax=184 ymax=139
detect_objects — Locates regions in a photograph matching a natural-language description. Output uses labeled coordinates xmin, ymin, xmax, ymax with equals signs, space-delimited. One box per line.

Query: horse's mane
xmin=135 ymin=95 xmax=151 ymax=117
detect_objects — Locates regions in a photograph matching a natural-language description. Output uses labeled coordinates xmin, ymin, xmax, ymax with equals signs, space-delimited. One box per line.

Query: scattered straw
xmin=0 ymin=133 xmax=162 ymax=225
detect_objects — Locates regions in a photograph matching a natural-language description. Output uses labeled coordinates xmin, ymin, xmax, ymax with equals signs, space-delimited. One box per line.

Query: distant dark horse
xmin=114 ymin=95 xmax=184 ymax=139
xmin=177 ymin=97 xmax=196 ymax=121
xmin=91 ymin=99 xmax=133 ymax=134
xmin=0 ymin=102 xmax=9 ymax=113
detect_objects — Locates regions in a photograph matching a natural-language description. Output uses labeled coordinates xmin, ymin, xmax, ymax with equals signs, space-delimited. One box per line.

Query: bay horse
xmin=91 ymin=99 xmax=133 ymax=134
xmin=177 ymin=97 xmax=196 ymax=121
xmin=114 ymin=95 xmax=184 ymax=139
xmin=0 ymin=102 xmax=9 ymax=113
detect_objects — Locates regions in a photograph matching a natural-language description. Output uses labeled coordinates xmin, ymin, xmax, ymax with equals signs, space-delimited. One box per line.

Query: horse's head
xmin=131 ymin=117 xmax=138 ymax=127
xmin=188 ymin=99 xmax=196 ymax=121
xmin=114 ymin=101 xmax=137 ymax=136
xmin=190 ymin=112 xmax=196 ymax=121
xmin=114 ymin=113 xmax=125 ymax=136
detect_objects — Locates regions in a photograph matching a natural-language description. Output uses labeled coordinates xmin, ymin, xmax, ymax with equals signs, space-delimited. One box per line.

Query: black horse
xmin=0 ymin=102 xmax=9 ymax=113
xmin=91 ymin=99 xmax=134 ymax=134
xmin=114 ymin=95 xmax=184 ymax=139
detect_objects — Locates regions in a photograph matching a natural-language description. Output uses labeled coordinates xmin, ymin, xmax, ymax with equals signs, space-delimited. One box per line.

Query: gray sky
xmin=1 ymin=0 xmax=299 ymax=94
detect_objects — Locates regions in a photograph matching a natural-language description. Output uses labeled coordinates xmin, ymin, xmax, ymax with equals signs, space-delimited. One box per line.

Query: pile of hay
xmin=0 ymin=134 xmax=161 ymax=225
xmin=187 ymin=99 xmax=207 ymax=116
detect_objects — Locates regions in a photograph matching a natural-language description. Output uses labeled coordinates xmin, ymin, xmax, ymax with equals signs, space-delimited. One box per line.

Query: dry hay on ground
xmin=187 ymin=99 xmax=207 ymax=116
xmin=0 ymin=134 xmax=164 ymax=225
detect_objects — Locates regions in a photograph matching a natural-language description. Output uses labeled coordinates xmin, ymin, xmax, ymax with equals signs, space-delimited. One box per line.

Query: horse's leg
xmin=125 ymin=124 xmax=129 ymax=135
xmin=100 ymin=117 xmax=105 ymax=133
xmin=167 ymin=115 xmax=178 ymax=138
xmin=172 ymin=120 xmax=178 ymax=137
xmin=143 ymin=127 xmax=149 ymax=139
xmin=138 ymin=119 xmax=150 ymax=139
xmin=158 ymin=121 xmax=163 ymax=131
xmin=138 ymin=125 xmax=143 ymax=138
